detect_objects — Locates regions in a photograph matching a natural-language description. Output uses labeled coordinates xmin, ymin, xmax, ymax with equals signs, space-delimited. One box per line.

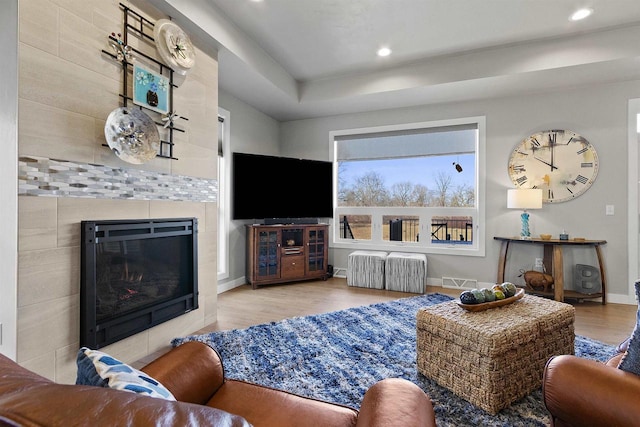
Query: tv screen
xmin=232 ymin=152 xmax=334 ymax=221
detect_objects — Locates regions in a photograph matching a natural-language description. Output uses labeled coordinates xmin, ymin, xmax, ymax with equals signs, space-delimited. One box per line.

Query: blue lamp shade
xmin=507 ymin=189 xmax=543 ymax=239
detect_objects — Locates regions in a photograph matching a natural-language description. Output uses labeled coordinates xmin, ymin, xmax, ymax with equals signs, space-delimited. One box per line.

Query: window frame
xmin=217 ymin=108 xmax=230 ymax=281
xmin=329 ymin=116 xmax=486 ymax=257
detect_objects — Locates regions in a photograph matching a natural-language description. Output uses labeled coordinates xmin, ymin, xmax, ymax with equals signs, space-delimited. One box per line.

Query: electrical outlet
xmin=534 ymin=258 xmax=543 ymax=268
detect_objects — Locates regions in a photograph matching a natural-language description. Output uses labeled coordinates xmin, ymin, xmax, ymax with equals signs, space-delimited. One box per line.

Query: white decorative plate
xmin=153 ymin=19 xmax=195 ymax=75
xmin=104 ymin=107 xmax=160 ymax=164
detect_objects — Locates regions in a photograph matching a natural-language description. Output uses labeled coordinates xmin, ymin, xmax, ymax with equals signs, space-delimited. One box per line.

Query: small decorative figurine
xmin=109 ymin=32 xmax=132 ymax=62
xmin=162 ymin=111 xmax=182 ymax=128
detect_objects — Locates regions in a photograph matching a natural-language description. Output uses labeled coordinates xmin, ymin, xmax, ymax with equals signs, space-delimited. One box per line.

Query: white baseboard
xmin=222 ymin=271 xmax=636 ymax=305
xmin=218 ymin=277 xmax=248 ymax=294
xmin=604 ymin=292 xmax=636 ymax=305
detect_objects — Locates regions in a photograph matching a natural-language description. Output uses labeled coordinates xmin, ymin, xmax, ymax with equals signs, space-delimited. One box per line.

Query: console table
xmin=494 ymin=237 xmax=607 ymax=304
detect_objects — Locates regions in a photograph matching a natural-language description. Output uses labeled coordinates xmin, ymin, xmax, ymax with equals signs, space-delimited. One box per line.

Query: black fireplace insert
xmin=80 ymin=218 xmax=198 ymax=348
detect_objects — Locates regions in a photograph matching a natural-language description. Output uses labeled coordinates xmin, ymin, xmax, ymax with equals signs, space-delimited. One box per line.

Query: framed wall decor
xmin=133 ymin=63 xmax=169 ymax=114
xmin=101 ymin=3 xmax=188 ymax=160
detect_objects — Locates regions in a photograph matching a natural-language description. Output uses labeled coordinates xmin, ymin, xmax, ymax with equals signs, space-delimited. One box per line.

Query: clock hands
xmin=533 ymin=156 xmax=558 ymax=171
xmin=169 ymin=35 xmax=187 ymax=60
xmin=549 ymin=132 xmax=556 ymax=172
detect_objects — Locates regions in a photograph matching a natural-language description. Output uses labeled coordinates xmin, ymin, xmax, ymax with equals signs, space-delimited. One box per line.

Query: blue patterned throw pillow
xmin=619 ymin=281 xmax=640 ymax=376
xmin=76 ymin=347 xmax=176 ymax=400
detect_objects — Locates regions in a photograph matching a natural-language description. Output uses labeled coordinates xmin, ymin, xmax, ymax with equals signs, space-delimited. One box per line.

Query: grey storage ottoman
xmin=385 ymin=252 xmax=427 ymax=293
xmin=347 ymin=250 xmax=388 ymax=289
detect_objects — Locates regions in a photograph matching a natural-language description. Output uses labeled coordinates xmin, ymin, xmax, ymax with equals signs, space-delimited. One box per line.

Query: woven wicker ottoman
xmin=416 ymin=295 xmax=574 ymax=414
xmin=385 ymin=252 xmax=427 ymax=293
xmin=347 ymin=250 xmax=387 ymax=289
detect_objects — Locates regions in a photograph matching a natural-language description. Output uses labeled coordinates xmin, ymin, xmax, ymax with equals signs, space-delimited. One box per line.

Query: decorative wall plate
xmin=153 ymin=19 xmax=195 ymax=75
xmin=104 ymin=107 xmax=160 ymax=164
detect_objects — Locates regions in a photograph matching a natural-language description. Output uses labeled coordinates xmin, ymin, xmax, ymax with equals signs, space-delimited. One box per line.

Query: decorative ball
xmin=471 ymin=289 xmax=486 ymax=303
xmin=460 ymin=291 xmax=477 ymax=304
xmin=502 ymin=282 xmax=517 ymax=297
xmin=493 ymin=289 xmax=506 ymax=300
xmin=482 ymin=288 xmax=496 ymax=302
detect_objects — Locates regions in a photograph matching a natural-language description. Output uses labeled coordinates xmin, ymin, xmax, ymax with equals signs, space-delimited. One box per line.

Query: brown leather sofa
xmin=0 ymin=341 xmax=436 ymax=426
xmin=543 ymin=338 xmax=640 ymax=427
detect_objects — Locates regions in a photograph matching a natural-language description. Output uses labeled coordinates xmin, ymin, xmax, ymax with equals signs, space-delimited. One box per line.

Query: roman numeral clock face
xmin=508 ymin=130 xmax=599 ymax=203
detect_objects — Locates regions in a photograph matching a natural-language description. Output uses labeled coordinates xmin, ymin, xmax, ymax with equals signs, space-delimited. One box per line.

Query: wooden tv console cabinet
xmin=246 ymin=224 xmax=329 ymax=289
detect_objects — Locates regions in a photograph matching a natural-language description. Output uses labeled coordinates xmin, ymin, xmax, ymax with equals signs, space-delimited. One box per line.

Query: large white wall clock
xmin=508 ymin=129 xmax=599 ymax=203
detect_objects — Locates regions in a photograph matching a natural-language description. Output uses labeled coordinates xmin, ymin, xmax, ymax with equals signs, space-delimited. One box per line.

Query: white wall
xmin=0 ymin=0 xmax=18 ymax=360
xmin=280 ymin=79 xmax=640 ymax=302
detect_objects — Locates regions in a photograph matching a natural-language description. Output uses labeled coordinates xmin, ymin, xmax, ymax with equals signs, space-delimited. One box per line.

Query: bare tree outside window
xmin=334 ymin=118 xmax=483 ymax=251
xmin=390 ymin=181 xmax=414 ymax=206
xmin=433 ymin=171 xmax=452 ymax=207
xmin=339 ymin=167 xmax=473 ymax=208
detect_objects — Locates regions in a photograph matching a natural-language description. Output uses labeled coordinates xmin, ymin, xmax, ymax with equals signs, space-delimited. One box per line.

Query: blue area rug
xmin=172 ymin=293 xmax=616 ymax=427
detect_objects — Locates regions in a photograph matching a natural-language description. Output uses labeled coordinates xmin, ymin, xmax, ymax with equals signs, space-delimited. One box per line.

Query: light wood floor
xmin=135 ymin=277 xmax=637 ymax=367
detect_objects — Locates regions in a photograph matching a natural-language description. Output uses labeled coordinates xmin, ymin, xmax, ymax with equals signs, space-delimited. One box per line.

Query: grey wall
xmin=220 ymin=90 xmax=281 ymax=156
xmin=217 ymin=77 xmax=639 ymax=302
xmin=219 ymin=90 xmax=280 ymax=288
xmin=279 ymin=79 xmax=640 ymax=302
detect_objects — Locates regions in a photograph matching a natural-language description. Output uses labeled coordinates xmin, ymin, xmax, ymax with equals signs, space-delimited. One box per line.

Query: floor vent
xmin=442 ymin=277 xmax=478 ymax=290
xmin=333 ymin=267 xmax=347 ymax=278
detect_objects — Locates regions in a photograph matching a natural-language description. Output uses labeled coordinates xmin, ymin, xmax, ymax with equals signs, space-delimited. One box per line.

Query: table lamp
xmin=507 ymin=188 xmax=543 ymax=239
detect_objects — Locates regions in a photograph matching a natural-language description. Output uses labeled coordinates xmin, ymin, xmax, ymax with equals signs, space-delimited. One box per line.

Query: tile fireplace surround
xmin=16 ymin=155 xmax=218 ymax=384
xmin=15 ymin=0 xmax=219 ymax=385
xmin=19 ymin=156 xmax=217 ymax=202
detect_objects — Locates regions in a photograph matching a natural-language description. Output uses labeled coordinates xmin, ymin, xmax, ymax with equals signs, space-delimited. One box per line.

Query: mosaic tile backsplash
xmin=19 ymin=156 xmax=217 ymax=202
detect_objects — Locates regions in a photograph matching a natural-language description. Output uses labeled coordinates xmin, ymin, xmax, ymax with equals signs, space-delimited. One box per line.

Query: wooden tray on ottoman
xmin=416 ymin=295 xmax=574 ymax=414
xmin=456 ymin=289 xmax=524 ymax=312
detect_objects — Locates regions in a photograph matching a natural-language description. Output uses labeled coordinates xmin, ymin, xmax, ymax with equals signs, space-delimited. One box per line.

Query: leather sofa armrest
xmin=543 ymin=355 xmax=640 ymax=427
xmin=0 ymin=386 xmax=251 ymax=427
xmin=0 ymin=352 xmax=249 ymax=427
xmin=355 ymin=378 xmax=436 ymax=427
xmin=141 ymin=341 xmax=225 ymax=405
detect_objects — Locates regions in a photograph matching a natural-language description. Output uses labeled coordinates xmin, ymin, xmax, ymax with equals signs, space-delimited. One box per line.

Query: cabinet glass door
xmin=307 ymin=228 xmax=325 ymax=273
xmin=257 ymin=230 xmax=279 ymax=278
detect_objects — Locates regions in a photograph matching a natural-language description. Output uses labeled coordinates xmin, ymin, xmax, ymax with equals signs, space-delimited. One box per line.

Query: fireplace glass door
xmin=81 ymin=218 xmax=198 ymax=348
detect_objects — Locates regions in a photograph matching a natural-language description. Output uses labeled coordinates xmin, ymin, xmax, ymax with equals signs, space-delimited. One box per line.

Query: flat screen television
xmin=232 ymin=152 xmax=333 ymax=221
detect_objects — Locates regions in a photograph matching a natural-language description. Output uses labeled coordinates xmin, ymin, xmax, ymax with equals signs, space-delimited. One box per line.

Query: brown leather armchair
xmin=542 ymin=339 xmax=640 ymax=427
xmin=0 ymin=341 xmax=436 ymax=427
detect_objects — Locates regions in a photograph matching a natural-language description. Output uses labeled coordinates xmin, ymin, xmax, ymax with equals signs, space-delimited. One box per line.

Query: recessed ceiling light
xmin=377 ymin=47 xmax=391 ymax=57
xmin=570 ymin=8 xmax=593 ymax=21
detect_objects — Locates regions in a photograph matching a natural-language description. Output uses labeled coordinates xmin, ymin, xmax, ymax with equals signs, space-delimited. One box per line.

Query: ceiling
xmin=151 ymin=0 xmax=640 ymax=121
